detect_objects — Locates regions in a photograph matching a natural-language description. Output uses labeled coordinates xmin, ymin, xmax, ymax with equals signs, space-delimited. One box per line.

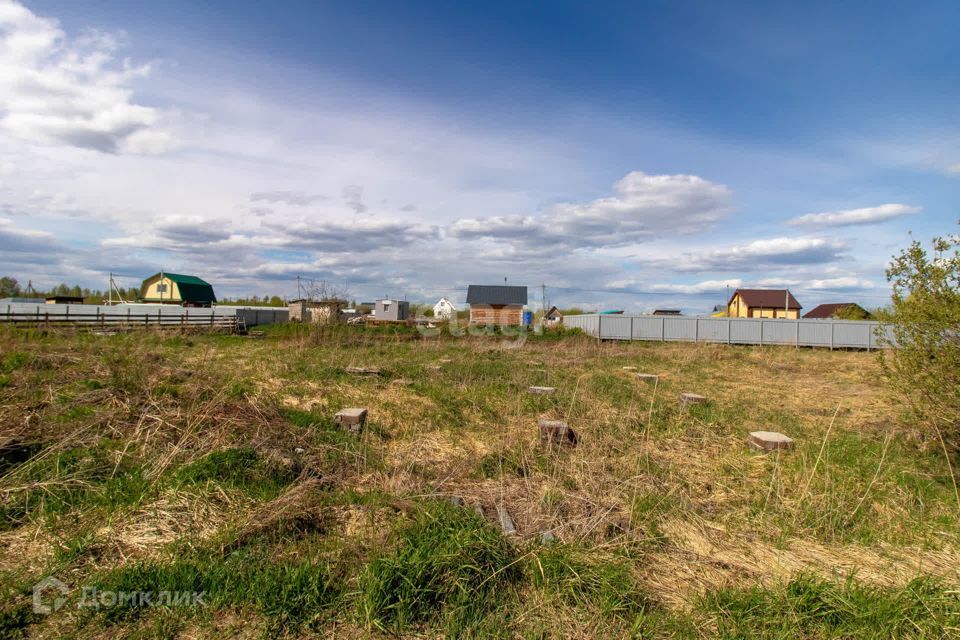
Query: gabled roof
xmin=729 ymin=288 xmax=801 ymax=310
xmin=141 ymin=272 xmax=216 ymax=304
xmin=545 ymin=306 xmax=562 ymax=317
xmin=145 ymin=272 xmax=211 ymax=286
xmin=803 ymin=303 xmax=868 ymax=319
xmin=466 ymin=285 xmax=527 ymax=306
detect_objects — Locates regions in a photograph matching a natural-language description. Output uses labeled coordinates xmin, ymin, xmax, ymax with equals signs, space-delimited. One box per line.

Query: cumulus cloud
xmin=0 ymin=216 xmax=57 ymax=252
xmin=946 ymin=164 xmax=960 ymax=175
xmin=806 ymin=276 xmax=875 ymax=290
xmin=648 ymin=279 xmax=743 ymax=294
xmin=449 ymin=171 xmax=731 ymax=249
xmin=264 ymin=218 xmax=436 ymax=252
xmin=249 ymin=191 xmax=327 ymax=206
xmin=0 ymin=1 xmax=175 ymax=154
xmin=788 ymin=203 xmax=919 ymax=227
xmin=667 ymin=237 xmax=849 ymax=272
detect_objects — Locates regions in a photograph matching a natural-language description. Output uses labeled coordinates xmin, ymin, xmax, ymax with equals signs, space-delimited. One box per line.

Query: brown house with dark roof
xmin=727 ymin=289 xmax=802 ymax=319
xmin=803 ymin=302 xmax=871 ymax=320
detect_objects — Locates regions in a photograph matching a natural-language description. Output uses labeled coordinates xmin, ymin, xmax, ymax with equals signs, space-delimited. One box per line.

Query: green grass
xmin=95 ymin=545 xmax=341 ymax=632
xmin=175 ymin=447 xmax=296 ymax=500
xmin=530 ymin=545 xmax=648 ymax=617
xmin=360 ymin=500 xmax=521 ymax=634
xmin=702 ymin=574 xmax=960 ymax=639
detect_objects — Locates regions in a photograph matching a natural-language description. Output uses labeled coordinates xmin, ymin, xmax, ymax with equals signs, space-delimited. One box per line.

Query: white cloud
xmin=788 ymin=203 xmax=920 ymax=227
xmin=449 ymin=171 xmax=731 ymax=249
xmin=0 ymin=1 xmax=175 ymax=154
xmin=806 ymin=276 xmax=875 ymax=290
xmin=664 ymin=236 xmax=849 ymax=272
xmin=946 ymin=163 xmax=960 ymax=175
xmin=647 ymin=279 xmax=743 ymax=294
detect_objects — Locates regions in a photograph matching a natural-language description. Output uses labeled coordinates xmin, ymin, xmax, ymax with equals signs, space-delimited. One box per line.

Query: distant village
xmin=2 ymin=270 xmax=876 ymax=326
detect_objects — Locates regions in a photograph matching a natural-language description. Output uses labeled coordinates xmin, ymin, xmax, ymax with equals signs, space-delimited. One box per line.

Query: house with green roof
xmin=140 ymin=272 xmax=217 ymax=306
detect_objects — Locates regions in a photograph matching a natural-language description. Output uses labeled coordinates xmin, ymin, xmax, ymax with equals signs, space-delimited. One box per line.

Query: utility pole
xmin=108 ymin=272 xmax=112 ymax=305
xmin=541 ymin=283 xmax=546 ymax=327
xmin=296 ymin=275 xmax=301 ymax=300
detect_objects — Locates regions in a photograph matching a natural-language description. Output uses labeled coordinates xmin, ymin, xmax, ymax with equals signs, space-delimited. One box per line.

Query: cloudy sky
xmin=0 ymin=0 xmax=957 ymax=311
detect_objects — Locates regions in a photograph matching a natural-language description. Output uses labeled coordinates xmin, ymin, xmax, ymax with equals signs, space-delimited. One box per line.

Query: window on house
xmin=157 ymin=284 xmax=167 ymax=293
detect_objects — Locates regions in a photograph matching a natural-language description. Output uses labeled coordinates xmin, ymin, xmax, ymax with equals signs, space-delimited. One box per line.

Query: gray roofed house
xmin=465 ymin=285 xmax=528 ymax=306
xmin=466 ymin=285 xmax=528 ymax=326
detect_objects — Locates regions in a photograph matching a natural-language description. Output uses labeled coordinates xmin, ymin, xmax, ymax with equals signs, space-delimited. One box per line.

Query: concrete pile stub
xmin=680 ymin=392 xmax=707 ymax=406
xmin=636 ymin=373 xmax=659 ymax=382
xmin=345 ymin=366 xmax=381 ymax=375
xmin=334 ymin=407 xmax=368 ymax=433
xmin=538 ymin=418 xmax=578 ymax=447
xmin=749 ymin=431 xmax=795 ymax=452
xmin=528 ymin=386 xmax=556 ymax=395
xmin=496 ymin=505 xmax=517 ymax=536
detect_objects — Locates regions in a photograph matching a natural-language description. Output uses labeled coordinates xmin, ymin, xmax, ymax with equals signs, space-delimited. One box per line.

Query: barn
xmin=140 ymin=272 xmax=216 ymax=307
xmin=466 ymin=285 xmax=527 ymax=326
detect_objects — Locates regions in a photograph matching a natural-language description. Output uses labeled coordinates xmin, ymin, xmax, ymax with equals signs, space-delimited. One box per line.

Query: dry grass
xmin=2 ymin=325 xmax=959 ymax=637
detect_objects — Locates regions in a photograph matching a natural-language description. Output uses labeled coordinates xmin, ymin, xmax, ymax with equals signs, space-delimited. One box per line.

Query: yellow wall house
xmin=140 ymin=272 xmax=217 ymax=307
xmin=727 ymin=288 xmax=801 ymax=319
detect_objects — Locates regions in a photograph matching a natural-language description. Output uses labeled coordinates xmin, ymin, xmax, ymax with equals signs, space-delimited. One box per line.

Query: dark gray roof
xmin=466 ymin=285 xmax=527 ymax=305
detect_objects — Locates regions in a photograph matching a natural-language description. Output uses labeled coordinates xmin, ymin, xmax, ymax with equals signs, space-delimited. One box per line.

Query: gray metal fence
xmin=0 ymin=303 xmax=288 ymax=328
xmin=563 ymin=314 xmax=894 ymax=349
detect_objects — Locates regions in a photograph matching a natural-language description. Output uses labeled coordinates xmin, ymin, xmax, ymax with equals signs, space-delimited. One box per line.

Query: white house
xmin=433 ymin=297 xmax=457 ymax=320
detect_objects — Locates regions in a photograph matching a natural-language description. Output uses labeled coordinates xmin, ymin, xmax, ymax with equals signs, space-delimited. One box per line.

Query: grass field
xmin=1 ymin=324 xmax=959 ymax=638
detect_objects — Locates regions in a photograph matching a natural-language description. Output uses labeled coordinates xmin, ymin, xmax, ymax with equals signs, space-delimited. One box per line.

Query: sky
xmin=0 ymin=0 xmax=957 ymax=312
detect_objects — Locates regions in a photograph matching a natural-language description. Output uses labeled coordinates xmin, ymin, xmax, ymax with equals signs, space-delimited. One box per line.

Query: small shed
xmin=289 ymin=299 xmax=344 ymax=324
xmin=544 ymin=306 xmax=563 ymax=327
xmin=140 ymin=272 xmax=216 ymax=307
xmin=375 ymin=299 xmax=409 ymax=322
xmin=45 ymin=295 xmax=84 ymax=304
xmin=466 ymin=285 xmax=527 ymax=326
xmin=433 ymin=297 xmax=457 ymax=320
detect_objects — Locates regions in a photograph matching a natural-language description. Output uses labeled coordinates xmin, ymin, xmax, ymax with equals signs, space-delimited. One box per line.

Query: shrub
xmin=881 ymin=226 xmax=960 ymax=451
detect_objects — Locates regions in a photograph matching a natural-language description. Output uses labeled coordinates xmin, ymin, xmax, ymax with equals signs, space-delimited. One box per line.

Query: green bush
xmin=881 ymin=226 xmax=960 ymax=451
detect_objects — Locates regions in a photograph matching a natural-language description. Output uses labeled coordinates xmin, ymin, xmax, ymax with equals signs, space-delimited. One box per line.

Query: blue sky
xmin=1 ymin=0 xmax=957 ymax=311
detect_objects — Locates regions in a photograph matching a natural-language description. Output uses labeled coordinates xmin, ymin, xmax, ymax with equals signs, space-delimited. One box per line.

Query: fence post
xmin=830 ymin=322 xmax=834 ymax=350
xmin=727 ymin=318 xmax=731 ymax=344
xmin=759 ymin=319 xmax=763 ymax=347
xmin=695 ymin=318 xmax=700 ymax=343
xmin=630 ymin=316 xmax=634 ymax=341
xmin=45 ymin=312 xmax=49 ymax=328
xmin=796 ymin=320 xmax=800 ymax=349
xmin=660 ymin=317 xmax=665 ymax=341
xmin=866 ymin=324 xmax=872 ymax=352
xmin=183 ymin=309 xmax=187 ymax=327
xmin=597 ymin=315 xmax=602 ymax=343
